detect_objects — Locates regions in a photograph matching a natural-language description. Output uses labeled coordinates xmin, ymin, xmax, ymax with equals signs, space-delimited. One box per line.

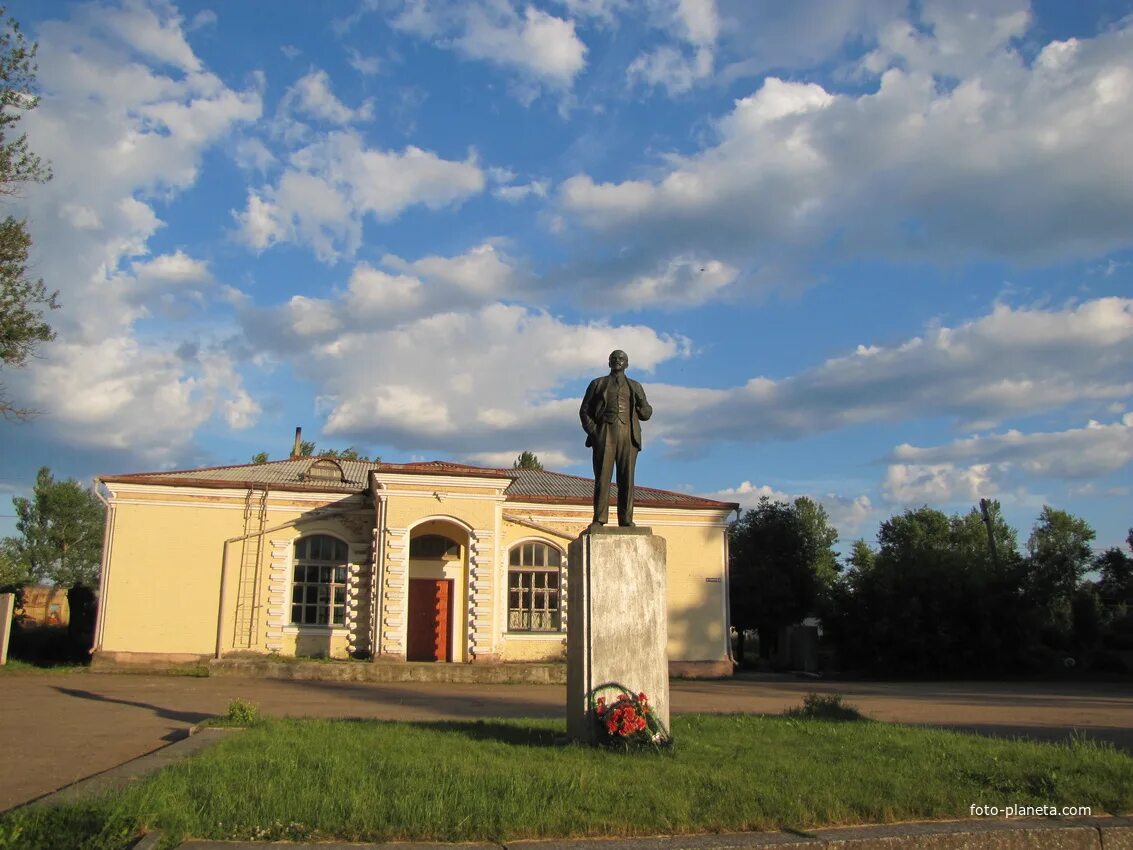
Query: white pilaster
xmin=382 ymin=526 xmax=409 ymax=657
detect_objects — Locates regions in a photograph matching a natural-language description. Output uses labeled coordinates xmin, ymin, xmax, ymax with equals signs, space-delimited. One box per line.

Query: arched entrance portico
xmin=406 ymin=520 xmax=469 ymax=662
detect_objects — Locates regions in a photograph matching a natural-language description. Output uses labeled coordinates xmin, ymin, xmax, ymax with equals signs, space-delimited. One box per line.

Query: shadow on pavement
xmin=52 ymin=686 xmax=212 ymax=726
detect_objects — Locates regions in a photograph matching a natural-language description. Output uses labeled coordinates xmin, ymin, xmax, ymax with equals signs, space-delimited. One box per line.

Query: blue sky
xmin=1 ymin=0 xmax=1131 ymax=555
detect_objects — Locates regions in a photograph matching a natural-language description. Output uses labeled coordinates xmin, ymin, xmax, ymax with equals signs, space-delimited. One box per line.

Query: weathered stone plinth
xmin=566 ymin=529 xmax=668 ymax=742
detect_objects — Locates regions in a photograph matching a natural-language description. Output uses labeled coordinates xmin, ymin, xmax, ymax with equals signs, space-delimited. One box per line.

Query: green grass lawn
xmin=0 ymin=660 xmax=89 ymax=674
xmin=3 ymin=713 xmax=1131 ymax=850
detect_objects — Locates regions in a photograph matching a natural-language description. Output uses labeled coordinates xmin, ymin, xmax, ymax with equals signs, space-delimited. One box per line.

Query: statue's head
xmin=608 ymin=350 xmax=628 ymax=372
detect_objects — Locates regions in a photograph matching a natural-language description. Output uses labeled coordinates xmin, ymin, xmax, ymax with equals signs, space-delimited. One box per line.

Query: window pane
xmin=509 ymin=547 xmax=520 ymax=566
xmin=316 ymin=607 xmax=328 ymax=624
xmin=334 ymin=587 xmax=346 ymax=605
xmin=291 ymin=604 xmax=302 ymax=623
xmin=332 ymin=607 xmax=345 ymax=625
xmin=548 ymin=548 xmax=561 ymax=567
xmin=294 ymin=539 xmax=306 ymax=560
xmin=292 ymin=587 xmax=303 ymax=604
xmin=335 ymin=539 xmax=347 ymax=561
xmin=334 ymin=566 xmax=347 ymax=583
xmin=304 ymin=605 xmax=317 ymax=624
xmin=293 ymin=565 xmax=305 ymax=582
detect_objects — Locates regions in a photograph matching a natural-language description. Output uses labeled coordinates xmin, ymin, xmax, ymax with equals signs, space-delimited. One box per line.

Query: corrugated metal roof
xmin=504 ymin=468 xmax=729 ymax=509
xmin=100 ymin=458 xmax=375 ymax=493
xmin=101 ymin=458 xmax=736 ymax=510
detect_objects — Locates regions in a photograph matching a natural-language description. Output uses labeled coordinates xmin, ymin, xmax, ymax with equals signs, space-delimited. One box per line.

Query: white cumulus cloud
xmin=234 ymin=131 xmax=484 ymax=262
xmin=388 ymin=0 xmax=587 ymax=99
xmin=7 ymin=0 xmax=262 ymax=464
xmin=562 ymin=14 xmax=1133 ymax=297
xmin=282 ymin=68 xmax=374 ymax=124
xmin=651 ymin=298 xmax=1133 ymax=450
xmin=891 ymin=415 xmax=1133 ymax=480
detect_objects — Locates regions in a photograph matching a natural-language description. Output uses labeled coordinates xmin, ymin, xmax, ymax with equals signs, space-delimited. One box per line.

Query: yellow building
xmin=94 ymin=458 xmax=737 ymax=676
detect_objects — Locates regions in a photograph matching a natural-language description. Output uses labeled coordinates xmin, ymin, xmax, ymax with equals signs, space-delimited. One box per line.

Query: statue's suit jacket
xmin=579 ymin=374 xmax=652 ymax=451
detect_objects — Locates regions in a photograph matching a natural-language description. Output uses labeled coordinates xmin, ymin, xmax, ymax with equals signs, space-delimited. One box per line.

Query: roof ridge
xmin=103 ymin=456 xmax=380 ymax=480
xmin=99 ymin=458 xmax=737 ymax=509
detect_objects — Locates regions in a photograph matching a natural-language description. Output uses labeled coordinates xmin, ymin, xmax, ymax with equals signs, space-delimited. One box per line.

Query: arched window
xmin=291 ymin=534 xmax=348 ymax=626
xmin=409 ymin=534 xmax=461 ymax=560
xmin=508 ymin=541 xmax=563 ymax=632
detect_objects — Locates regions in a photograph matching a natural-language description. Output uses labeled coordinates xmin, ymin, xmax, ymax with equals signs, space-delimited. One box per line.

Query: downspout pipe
xmin=91 ymin=479 xmax=116 ymax=655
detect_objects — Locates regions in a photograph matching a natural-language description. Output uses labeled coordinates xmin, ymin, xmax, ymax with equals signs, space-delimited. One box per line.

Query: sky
xmin=1 ymin=0 xmax=1131 ymax=557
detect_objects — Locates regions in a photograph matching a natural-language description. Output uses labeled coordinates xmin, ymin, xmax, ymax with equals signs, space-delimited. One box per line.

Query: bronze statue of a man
xmin=579 ymin=350 xmax=653 ymax=527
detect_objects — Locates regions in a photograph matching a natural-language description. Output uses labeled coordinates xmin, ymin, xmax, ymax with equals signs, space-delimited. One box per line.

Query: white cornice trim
xmin=105 ymin=482 xmax=366 ymax=504
xmin=370 ymin=471 xmax=511 ymax=493
xmin=504 ymin=502 xmax=732 ymax=526
xmin=373 ymin=488 xmax=508 ymax=503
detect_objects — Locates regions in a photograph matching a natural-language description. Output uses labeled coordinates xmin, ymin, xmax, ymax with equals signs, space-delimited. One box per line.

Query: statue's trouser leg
xmin=592 ymin=429 xmax=615 ymax=524
xmin=614 ymin=426 xmax=636 ymax=526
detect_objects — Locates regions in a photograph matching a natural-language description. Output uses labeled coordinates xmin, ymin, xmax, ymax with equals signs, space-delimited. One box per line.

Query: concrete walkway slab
xmin=25 ymin=728 xmax=239 ymax=809
xmin=167 ymin=817 xmax=1133 ymax=850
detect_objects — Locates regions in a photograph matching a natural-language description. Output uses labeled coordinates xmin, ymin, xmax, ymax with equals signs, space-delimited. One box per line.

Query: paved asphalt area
xmin=2 ymin=671 xmax=1132 ymax=812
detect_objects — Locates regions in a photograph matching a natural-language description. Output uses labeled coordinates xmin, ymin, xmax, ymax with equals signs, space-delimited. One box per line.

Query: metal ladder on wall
xmin=231 ymin=488 xmax=268 ymax=649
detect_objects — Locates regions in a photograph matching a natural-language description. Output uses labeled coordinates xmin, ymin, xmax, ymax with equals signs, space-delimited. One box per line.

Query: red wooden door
xmin=407 ymin=579 xmax=452 ymax=661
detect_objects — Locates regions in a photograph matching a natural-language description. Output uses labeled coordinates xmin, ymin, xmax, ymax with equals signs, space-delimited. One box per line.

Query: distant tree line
xmin=729 ymin=497 xmax=1133 ymax=675
xmin=252 ymin=444 xmax=378 ymax=463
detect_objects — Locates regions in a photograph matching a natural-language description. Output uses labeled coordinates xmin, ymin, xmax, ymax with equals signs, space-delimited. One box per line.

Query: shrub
xmin=225 ymin=698 xmax=260 ymax=726
xmin=784 ymin=693 xmax=863 ymax=721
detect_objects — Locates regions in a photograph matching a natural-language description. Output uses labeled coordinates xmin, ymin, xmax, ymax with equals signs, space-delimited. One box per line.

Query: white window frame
xmin=507 ymin=540 xmax=564 ymax=633
xmin=290 ymin=534 xmax=350 ymax=628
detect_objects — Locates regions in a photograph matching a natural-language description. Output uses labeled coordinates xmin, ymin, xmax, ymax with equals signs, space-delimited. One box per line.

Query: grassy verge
xmin=2 ymin=713 xmax=1130 ymax=849
xmin=0 ymin=660 xmax=88 ymax=675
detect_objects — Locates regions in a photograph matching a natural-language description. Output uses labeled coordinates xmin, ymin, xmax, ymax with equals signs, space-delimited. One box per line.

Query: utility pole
xmin=979 ymin=498 xmax=1001 ymax=571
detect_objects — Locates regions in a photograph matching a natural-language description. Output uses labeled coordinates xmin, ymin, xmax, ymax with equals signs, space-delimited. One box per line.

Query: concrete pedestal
xmin=566 ymin=530 xmax=669 ymax=742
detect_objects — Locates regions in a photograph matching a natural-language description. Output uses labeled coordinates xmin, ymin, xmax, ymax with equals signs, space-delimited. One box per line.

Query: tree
xmin=1025 ymin=506 xmax=1095 ymax=613
xmin=0 ymin=8 xmax=55 ymax=418
xmin=282 ymin=442 xmax=377 ymax=462
xmin=250 ymin=451 xmax=269 ymax=464
xmin=826 ymin=504 xmax=1033 ymax=675
xmin=317 ymin=446 xmax=375 ymax=461
xmin=0 ymin=535 xmax=27 ymax=585
xmin=792 ymin=496 xmax=839 ymax=587
xmin=950 ymin=499 xmax=1019 ymax=574
xmin=1095 ymin=528 xmax=1133 ymax=608
xmin=3 ymin=467 xmax=105 ymax=588
xmin=845 ymin=538 xmax=876 ymax=573
xmin=729 ymin=496 xmax=838 ymax=661
xmin=513 ymin=451 xmax=543 ymax=470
